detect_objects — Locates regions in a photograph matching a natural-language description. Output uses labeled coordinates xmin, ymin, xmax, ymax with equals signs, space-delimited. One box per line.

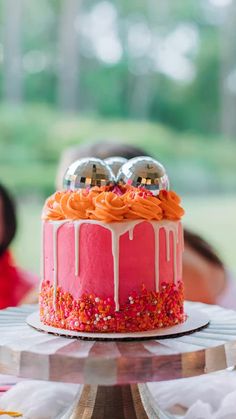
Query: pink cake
xmin=40 ymin=185 xmax=185 ymax=333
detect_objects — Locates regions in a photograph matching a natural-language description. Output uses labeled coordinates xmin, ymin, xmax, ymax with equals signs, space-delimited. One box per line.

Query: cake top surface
xmin=42 ymin=156 xmax=184 ymax=223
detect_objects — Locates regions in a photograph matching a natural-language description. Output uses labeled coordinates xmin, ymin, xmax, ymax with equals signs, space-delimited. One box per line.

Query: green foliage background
xmin=0 ymin=0 xmax=224 ymax=135
xmin=0 ymin=105 xmax=235 ymax=199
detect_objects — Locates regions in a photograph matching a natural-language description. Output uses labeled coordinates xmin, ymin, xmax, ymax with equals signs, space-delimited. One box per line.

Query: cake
xmin=39 ymin=157 xmax=185 ymax=333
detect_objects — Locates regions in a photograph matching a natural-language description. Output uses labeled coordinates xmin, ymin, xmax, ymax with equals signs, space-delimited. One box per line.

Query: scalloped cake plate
xmin=26 ymin=308 xmax=210 ymax=341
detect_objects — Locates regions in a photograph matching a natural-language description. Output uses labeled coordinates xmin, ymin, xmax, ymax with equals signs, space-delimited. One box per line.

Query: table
xmin=1 ymin=302 xmax=236 ymax=418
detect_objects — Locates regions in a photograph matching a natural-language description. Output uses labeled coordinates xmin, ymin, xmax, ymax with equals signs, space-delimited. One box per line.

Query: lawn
xmin=13 ymin=195 xmax=236 ymax=277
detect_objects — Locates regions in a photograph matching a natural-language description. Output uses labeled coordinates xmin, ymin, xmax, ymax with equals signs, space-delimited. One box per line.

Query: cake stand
xmin=1 ymin=302 xmax=236 ymax=419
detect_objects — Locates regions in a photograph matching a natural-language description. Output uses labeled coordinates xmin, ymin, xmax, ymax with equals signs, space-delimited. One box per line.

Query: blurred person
xmin=55 ymin=140 xmax=236 ymax=309
xmin=183 ymin=229 xmax=236 ymax=308
xmin=0 ymin=183 xmax=38 ymax=309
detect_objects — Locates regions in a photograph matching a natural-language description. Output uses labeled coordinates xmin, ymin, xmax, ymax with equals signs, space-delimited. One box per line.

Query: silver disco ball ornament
xmin=117 ymin=156 xmax=169 ymax=195
xmin=63 ymin=157 xmax=115 ymax=190
xmin=104 ymin=156 xmax=128 ymax=176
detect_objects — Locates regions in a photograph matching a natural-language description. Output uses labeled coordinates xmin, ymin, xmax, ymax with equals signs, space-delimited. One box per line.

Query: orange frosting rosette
xmin=60 ymin=190 xmax=95 ymax=219
xmin=122 ymin=189 xmax=163 ymax=220
xmin=42 ymin=191 xmax=65 ymax=220
xmin=88 ymin=191 xmax=128 ymax=222
xmin=158 ymin=190 xmax=184 ymax=220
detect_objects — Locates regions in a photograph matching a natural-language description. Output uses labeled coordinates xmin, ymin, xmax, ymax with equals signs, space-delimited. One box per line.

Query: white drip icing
xmin=40 ymin=221 xmax=45 ymax=283
xmin=173 ymin=227 xmax=178 ymax=284
xmin=52 ymin=221 xmax=67 ymax=308
xmin=49 ymin=219 xmax=182 ymax=312
xmin=111 ymin=231 xmax=120 ymax=311
xmin=74 ymin=222 xmax=81 ymax=276
xmin=179 ymin=222 xmax=184 ymax=252
xmin=178 ymin=223 xmax=184 ymax=278
xmin=163 ymin=223 xmax=180 ymax=284
xmin=150 ymin=222 xmax=161 ymax=292
xmin=166 ymin=228 xmax=171 ymax=262
xmin=129 ymin=227 xmax=134 ymax=240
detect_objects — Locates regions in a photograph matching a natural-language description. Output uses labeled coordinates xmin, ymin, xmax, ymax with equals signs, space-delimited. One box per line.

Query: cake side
xmin=40 ymin=218 xmax=184 ymax=332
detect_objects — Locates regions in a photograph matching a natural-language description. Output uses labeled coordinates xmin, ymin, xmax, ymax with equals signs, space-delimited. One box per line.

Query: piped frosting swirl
xmin=122 ymin=189 xmax=163 ymax=220
xmin=88 ymin=191 xmax=128 ymax=222
xmin=42 ymin=186 xmax=184 ymax=222
xmin=158 ymin=190 xmax=185 ymax=220
xmin=60 ymin=190 xmax=94 ymax=220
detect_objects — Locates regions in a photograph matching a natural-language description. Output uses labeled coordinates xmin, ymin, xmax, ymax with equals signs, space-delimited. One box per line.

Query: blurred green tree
xmin=0 ymin=0 xmax=233 ymax=137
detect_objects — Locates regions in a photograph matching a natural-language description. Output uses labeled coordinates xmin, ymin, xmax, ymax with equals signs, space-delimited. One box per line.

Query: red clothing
xmin=0 ymin=250 xmax=37 ymax=309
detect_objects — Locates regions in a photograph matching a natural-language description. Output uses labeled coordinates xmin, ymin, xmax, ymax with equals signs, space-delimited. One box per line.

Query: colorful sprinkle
xmin=39 ymin=280 xmax=185 ymax=333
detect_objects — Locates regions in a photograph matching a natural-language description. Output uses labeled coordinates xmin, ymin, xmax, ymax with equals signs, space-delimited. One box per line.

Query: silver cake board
xmin=27 ymin=308 xmax=210 ymax=341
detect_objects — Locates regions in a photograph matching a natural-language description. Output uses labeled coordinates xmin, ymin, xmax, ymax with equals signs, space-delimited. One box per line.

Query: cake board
xmin=27 ymin=308 xmax=210 ymax=341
